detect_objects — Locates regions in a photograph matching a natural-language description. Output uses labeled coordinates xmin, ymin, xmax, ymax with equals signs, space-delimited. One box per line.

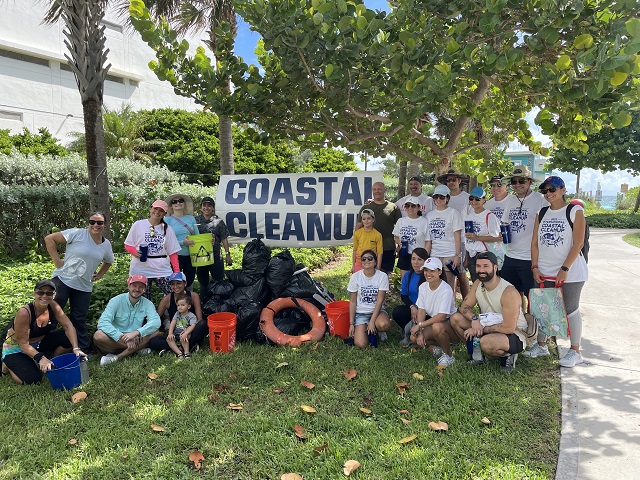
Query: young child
xmin=352 ymin=209 xmax=383 ymax=272
xmin=166 ymin=294 xmax=198 ymax=358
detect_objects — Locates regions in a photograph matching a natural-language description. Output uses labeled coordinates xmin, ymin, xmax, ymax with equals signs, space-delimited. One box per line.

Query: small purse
xmin=528 ymin=276 xmax=568 ymax=337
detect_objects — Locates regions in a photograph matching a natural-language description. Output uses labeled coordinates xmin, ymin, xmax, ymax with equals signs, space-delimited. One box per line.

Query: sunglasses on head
xmin=35 ymin=290 xmax=55 ymax=297
xmin=433 ymin=194 xmax=446 ymax=200
xmin=511 ymin=178 xmax=527 ymax=185
xmin=361 ymin=256 xmax=375 ymax=262
xmin=171 ymin=198 xmax=185 ymax=205
xmin=539 ymin=186 xmax=558 ymax=194
xmin=89 ymin=220 xmax=105 ymax=226
xmin=149 ymin=225 xmax=156 ymax=237
xmin=469 ymin=196 xmax=483 ymax=202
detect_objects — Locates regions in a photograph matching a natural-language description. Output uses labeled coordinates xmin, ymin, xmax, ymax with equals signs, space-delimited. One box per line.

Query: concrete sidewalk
xmin=555 ymin=228 xmax=640 ymax=480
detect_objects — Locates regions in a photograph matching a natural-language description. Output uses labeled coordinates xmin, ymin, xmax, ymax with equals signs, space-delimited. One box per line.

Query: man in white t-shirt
xmin=396 ymin=176 xmax=434 ymax=217
xmin=484 ymin=174 xmax=510 ymax=221
xmin=500 ymin=166 xmax=549 ymax=298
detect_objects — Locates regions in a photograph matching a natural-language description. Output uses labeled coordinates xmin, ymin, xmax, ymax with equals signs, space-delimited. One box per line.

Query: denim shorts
xmin=354 ymin=310 xmax=387 ymax=326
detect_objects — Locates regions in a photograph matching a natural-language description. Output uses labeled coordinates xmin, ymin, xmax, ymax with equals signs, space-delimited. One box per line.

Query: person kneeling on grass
xmin=432 ymin=251 xmax=527 ymax=372
xmin=94 ymin=274 xmax=161 ymax=366
xmin=166 ymin=294 xmax=198 ymax=359
xmin=347 ymin=250 xmax=391 ymax=348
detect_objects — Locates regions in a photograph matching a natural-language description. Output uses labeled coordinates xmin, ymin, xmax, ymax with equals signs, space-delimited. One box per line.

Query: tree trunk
xmin=83 ymin=97 xmax=110 ymax=234
xmin=634 ymin=191 xmax=640 ymax=213
xmin=398 ymin=158 xmax=407 ymax=198
xmin=576 ymin=170 xmax=581 ymax=197
xmin=219 ymin=115 xmax=234 ymax=175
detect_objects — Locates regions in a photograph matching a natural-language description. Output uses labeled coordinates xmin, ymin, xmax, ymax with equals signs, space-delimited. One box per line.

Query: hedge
xmin=586 ymin=212 xmax=640 ymax=229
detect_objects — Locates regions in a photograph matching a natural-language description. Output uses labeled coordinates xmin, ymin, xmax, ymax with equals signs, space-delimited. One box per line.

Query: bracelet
xmin=33 ymin=352 xmax=45 ymax=363
xmin=531 ymin=265 xmax=538 ymax=270
xmin=73 ymin=347 xmax=81 ymax=351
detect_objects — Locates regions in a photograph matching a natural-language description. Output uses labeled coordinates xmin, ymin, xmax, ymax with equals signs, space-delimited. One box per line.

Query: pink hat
xmin=151 ymin=200 xmax=168 ymax=213
xmin=128 ymin=274 xmax=148 ymax=286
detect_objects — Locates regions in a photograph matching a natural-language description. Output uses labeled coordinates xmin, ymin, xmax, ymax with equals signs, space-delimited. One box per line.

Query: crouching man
xmin=94 ymin=274 xmax=160 ymax=366
xmin=433 ymin=251 xmax=527 ymax=372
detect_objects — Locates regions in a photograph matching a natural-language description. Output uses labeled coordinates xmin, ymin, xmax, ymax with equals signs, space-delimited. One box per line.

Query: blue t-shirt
xmin=400 ymin=270 xmax=421 ymax=305
xmin=165 ymin=215 xmax=198 ymax=256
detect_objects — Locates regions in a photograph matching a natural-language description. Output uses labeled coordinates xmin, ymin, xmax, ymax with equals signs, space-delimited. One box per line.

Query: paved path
xmin=556 ymin=228 xmax=640 ymax=480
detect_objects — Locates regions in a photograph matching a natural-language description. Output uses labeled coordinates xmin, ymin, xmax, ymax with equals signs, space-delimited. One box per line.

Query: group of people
xmin=348 ymin=167 xmax=588 ymax=371
xmin=2 ymin=166 xmax=588 ymax=384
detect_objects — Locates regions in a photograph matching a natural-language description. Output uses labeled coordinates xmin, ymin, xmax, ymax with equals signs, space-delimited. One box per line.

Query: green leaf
xmin=539 ymin=26 xmax=559 ymax=45
xmin=521 ymin=75 xmax=532 ymax=85
xmin=356 ymin=15 xmax=368 ymax=29
xmin=446 ymin=39 xmax=460 ymax=54
xmin=573 ymin=34 xmax=594 ymax=49
xmin=556 ymin=55 xmax=571 ymax=70
xmin=338 ymin=16 xmax=351 ymax=31
xmin=313 ymin=12 xmax=324 ymax=25
xmin=609 ymin=71 xmax=628 ymax=86
xmin=612 ymin=112 xmax=632 ymax=128
xmin=325 ymin=63 xmax=334 ymax=78
xmin=355 ymin=3 xmax=366 ymax=15
xmin=337 ymin=0 xmax=348 ymax=13
xmin=626 ymin=18 xmax=640 ymax=38
xmin=434 ymin=62 xmax=451 ymax=75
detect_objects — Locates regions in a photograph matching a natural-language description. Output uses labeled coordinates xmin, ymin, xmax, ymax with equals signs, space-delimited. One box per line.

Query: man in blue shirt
xmin=94 ymin=274 xmax=161 ymax=366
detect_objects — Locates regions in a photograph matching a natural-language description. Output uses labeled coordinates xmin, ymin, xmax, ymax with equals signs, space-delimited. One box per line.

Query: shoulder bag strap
xmin=169 ymin=215 xmax=195 ymax=235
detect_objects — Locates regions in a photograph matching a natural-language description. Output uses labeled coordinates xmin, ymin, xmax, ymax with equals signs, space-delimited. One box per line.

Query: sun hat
xmin=469 ymin=186 xmax=487 ymax=199
xmin=436 ymin=169 xmax=464 ymax=184
xmin=165 ymin=194 xmax=194 ymax=216
xmin=433 ymin=185 xmax=451 ymax=196
xmin=128 ymin=274 xmax=148 ymax=285
xmin=361 ymin=208 xmax=376 ymax=218
xmin=539 ymin=175 xmax=565 ymax=189
xmin=421 ymin=257 xmax=443 ymax=271
xmin=151 ymin=200 xmax=169 ymax=213
xmin=510 ymin=165 xmax=535 ymax=181
xmin=169 ymin=272 xmax=187 ymax=283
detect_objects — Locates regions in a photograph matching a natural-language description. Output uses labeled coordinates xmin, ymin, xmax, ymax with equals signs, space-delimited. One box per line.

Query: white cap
xmin=421 ymin=257 xmax=443 ymax=271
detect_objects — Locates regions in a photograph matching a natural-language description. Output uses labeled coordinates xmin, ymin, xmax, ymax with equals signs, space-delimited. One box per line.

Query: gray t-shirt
xmin=52 ymin=228 xmax=114 ymax=292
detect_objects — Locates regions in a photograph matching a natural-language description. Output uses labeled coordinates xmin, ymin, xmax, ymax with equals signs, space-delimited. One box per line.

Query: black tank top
xmin=7 ymin=303 xmax=57 ymax=340
xmin=168 ymin=292 xmax=196 ymax=319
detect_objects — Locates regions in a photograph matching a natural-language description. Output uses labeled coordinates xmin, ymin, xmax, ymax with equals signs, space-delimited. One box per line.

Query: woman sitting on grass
xmin=409 ymin=257 xmax=457 ymax=366
xmin=347 ymin=250 xmax=391 ymax=348
xmin=392 ymin=247 xmax=428 ymax=346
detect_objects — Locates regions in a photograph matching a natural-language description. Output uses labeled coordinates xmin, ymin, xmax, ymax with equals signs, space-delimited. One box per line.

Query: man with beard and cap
xmin=431 ymin=251 xmax=527 ymax=372
xmin=396 ymin=176 xmax=434 ymax=217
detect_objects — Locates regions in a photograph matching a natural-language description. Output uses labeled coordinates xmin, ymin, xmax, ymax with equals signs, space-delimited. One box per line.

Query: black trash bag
xmin=265 ymin=250 xmax=296 ymax=297
xmin=203 ymin=299 xmax=234 ymax=317
xmin=229 ymin=277 xmax=272 ymax=308
xmin=255 ymin=307 xmax=313 ymax=345
xmin=226 ymin=269 xmax=253 ymax=287
xmin=242 ymin=238 xmax=271 ymax=279
xmin=207 ymin=280 xmax=236 ymax=300
xmin=281 ymin=265 xmax=318 ymax=298
xmin=235 ymin=301 xmax=262 ymax=342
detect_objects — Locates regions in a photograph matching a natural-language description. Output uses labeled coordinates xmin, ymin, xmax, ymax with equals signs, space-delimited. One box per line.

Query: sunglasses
xmin=446 ymin=178 xmax=458 ymax=183
xmin=404 ymin=203 xmax=418 ymax=208
xmin=35 ymin=290 xmax=55 ymax=297
xmin=490 ymin=183 xmax=504 ymax=188
xmin=539 ymin=186 xmax=558 ymax=194
xmin=89 ymin=220 xmax=105 ymax=225
xmin=361 ymin=256 xmax=375 ymax=262
xmin=511 ymin=178 xmax=527 ymax=185
xmin=433 ymin=194 xmax=446 ymax=200
xmin=469 ymin=196 xmax=483 ymax=202
xmin=149 ymin=225 xmax=156 ymax=237
xmin=171 ymin=198 xmax=185 ymax=205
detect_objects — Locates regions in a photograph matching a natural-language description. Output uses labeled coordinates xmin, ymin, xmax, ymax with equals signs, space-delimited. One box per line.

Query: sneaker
xmin=437 ymin=353 xmax=455 ymax=367
xmin=399 ymin=334 xmax=412 ymax=347
xmin=431 ymin=346 xmax=443 ymax=358
xmin=378 ymin=332 xmax=388 ymax=342
xmin=176 ymin=353 xmax=184 ymax=360
xmin=184 ymin=353 xmax=191 ymax=359
xmin=500 ymin=353 xmax=518 ymax=373
xmin=559 ymin=349 xmax=584 ymax=368
xmin=100 ymin=353 xmax=118 ymax=366
xmin=138 ymin=348 xmax=152 ymax=356
xmin=158 ymin=349 xmax=168 ymax=357
xmin=192 ymin=344 xmax=200 ymax=353
xmin=523 ymin=343 xmax=550 ymax=358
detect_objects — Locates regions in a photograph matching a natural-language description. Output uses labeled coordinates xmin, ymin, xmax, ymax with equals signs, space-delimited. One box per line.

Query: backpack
xmin=538 ymin=204 xmax=590 ymax=263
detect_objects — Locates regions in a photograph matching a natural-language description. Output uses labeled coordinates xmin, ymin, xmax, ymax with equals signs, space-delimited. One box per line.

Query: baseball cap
xmin=469 ymin=186 xmax=486 ymax=199
xmin=433 ymin=185 xmax=450 ymax=196
xmin=408 ymin=176 xmax=422 ymax=184
xmin=489 ymin=175 xmax=505 ymax=185
xmin=540 ymin=175 xmax=565 ymax=189
xmin=34 ymin=279 xmax=56 ymax=291
xmin=421 ymin=257 xmax=443 ymax=271
xmin=151 ymin=200 xmax=168 ymax=213
xmin=404 ymin=196 xmax=422 ymax=206
xmin=128 ymin=274 xmax=148 ymax=285
xmin=169 ymin=272 xmax=187 ymax=283
xmin=201 ymin=196 xmax=215 ymax=206
xmin=476 ymin=251 xmax=499 ymax=266
xmin=361 ymin=208 xmax=375 ymax=218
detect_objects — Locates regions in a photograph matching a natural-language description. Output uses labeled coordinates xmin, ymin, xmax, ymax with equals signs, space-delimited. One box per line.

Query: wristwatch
xmin=471 ymin=314 xmax=479 ymax=321
xmin=560 ymin=265 xmax=569 ymax=272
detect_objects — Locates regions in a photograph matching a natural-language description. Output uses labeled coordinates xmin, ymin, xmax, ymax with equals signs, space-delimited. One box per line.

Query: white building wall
xmin=0 ymin=1 xmax=205 ymax=143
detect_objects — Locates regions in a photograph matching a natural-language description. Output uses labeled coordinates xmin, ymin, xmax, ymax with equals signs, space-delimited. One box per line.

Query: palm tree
xmin=139 ymin=0 xmax=236 ymax=175
xmin=43 ymin=0 xmax=112 ymax=227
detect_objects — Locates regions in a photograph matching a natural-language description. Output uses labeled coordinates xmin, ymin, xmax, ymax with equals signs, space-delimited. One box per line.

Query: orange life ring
xmin=259 ymin=297 xmax=326 ymax=347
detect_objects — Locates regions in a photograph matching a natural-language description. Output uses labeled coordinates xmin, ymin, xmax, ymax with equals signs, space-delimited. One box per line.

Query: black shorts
xmin=396 ymin=254 xmax=411 ymax=271
xmin=500 ymin=256 xmax=535 ymax=295
xmin=505 ymin=333 xmax=525 ymax=354
xmin=380 ymin=249 xmax=396 ymax=273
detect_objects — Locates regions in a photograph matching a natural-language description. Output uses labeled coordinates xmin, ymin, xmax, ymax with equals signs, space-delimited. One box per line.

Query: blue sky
xmin=232 ymin=2 xmax=639 ymax=196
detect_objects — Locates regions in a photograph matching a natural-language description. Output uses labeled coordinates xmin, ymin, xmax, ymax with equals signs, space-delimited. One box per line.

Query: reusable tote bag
xmin=528 ymin=276 xmax=568 ymax=337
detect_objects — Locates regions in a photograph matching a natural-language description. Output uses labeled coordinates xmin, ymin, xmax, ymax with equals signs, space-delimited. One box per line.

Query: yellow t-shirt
xmin=353 ymin=227 xmax=383 ymax=271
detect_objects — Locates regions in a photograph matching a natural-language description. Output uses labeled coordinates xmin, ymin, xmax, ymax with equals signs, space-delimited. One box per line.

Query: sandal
xmin=176 ymin=353 xmax=184 ymax=359
xmin=184 ymin=353 xmax=191 ymax=359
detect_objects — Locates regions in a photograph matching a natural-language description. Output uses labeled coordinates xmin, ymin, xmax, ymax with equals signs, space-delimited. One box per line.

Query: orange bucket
xmin=207 ymin=312 xmax=237 ymax=352
xmin=325 ymin=300 xmax=350 ymax=339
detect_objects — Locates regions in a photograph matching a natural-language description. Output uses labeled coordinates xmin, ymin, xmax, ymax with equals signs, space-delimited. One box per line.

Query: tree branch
xmin=296 ymin=48 xmax=325 ymax=94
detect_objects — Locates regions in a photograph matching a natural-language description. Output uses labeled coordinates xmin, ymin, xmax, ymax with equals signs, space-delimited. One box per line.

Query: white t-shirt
xmin=346 ymin=269 xmax=389 ymax=314
xmin=447 ymin=191 xmax=471 ymax=216
xmin=500 ymin=192 xmax=549 ymax=260
xmin=537 ymin=205 xmax=588 ymax=282
xmin=485 ymin=196 xmax=510 ymax=224
xmin=416 ymin=281 xmax=456 ymax=318
xmin=392 ymin=216 xmax=429 ymax=254
xmin=465 ymin=209 xmax=501 ymax=257
xmin=125 ymin=220 xmax=181 ymax=278
xmin=425 ymin=207 xmax=464 ymax=257
xmin=396 ymin=194 xmax=434 ymax=218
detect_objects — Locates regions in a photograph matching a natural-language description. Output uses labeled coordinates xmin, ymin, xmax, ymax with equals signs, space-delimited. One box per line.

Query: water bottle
xmin=472 ymin=337 xmax=483 ymax=362
xmin=79 ymin=357 xmax=90 ymax=384
xmin=368 ymin=332 xmax=378 ymax=348
xmin=465 ymin=221 xmax=474 ymax=233
xmin=446 ymin=260 xmax=460 ymax=276
xmin=140 ymin=243 xmax=148 ymax=262
xmin=500 ymin=224 xmax=511 ymax=244
xmin=399 ymin=240 xmax=408 ymax=256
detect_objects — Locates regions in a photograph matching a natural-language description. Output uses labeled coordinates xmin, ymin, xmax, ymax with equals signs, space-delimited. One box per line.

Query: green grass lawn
xmin=623 ymin=232 xmax=640 ymax=248
xmin=0 ymin=256 xmax=560 ymax=479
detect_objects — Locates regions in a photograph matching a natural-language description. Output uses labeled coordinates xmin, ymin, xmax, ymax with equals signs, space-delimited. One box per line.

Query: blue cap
xmin=469 ymin=186 xmax=486 ymax=198
xmin=540 ymin=175 xmax=565 ymax=189
xmin=169 ymin=272 xmax=187 ymax=283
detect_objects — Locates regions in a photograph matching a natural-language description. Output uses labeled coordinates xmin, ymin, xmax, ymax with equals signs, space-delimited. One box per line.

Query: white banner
xmin=216 ymin=171 xmax=384 ymax=247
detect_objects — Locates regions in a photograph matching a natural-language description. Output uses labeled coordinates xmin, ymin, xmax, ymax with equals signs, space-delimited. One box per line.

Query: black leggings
xmin=148 ymin=320 xmax=208 ymax=352
xmin=392 ymin=305 xmax=413 ymax=330
xmin=179 ymin=255 xmax=196 ymax=289
xmin=3 ymin=330 xmax=71 ymax=385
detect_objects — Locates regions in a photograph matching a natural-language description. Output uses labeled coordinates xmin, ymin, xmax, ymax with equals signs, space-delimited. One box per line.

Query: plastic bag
xmin=265 ymin=250 xmax=296 ymax=297
xmin=228 ymin=277 xmax=272 ymax=308
xmin=225 ymin=269 xmax=253 ymax=287
xmin=235 ymin=301 xmax=263 ymax=342
xmin=242 ymin=238 xmax=271 ymax=279
xmin=255 ymin=307 xmax=312 ymax=345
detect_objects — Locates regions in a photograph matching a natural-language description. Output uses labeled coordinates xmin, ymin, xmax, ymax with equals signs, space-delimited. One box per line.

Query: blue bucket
xmin=46 ymin=353 xmax=81 ymax=390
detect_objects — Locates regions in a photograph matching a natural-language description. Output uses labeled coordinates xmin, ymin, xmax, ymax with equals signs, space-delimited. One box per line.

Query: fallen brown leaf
xmin=273 ymin=388 xmax=284 ymax=394
xmin=150 ymin=424 xmax=165 ymax=432
xmin=400 ymin=417 xmax=411 ymax=425
xmin=343 ymin=368 xmax=357 ymax=380
xmin=481 ymin=417 xmax=491 ymax=425
xmin=313 ymin=443 xmax=328 ymax=456
xmin=359 ymin=407 xmax=372 ymax=415
xmin=147 ymin=373 xmax=158 ymax=380
xmin=399 ymin=409 xmax=409 ymax=414
xmin=343 ymin=459 xmax=361 ymax=476
xmin=412 ymin=373 xmax=424 ymax=380
xmin=71 ymin=391 xmax=87 ymax=403
xmin=68 ymin=438 xmax=77 ymax=445
xmin=293 ymin=424 xmax=307 ymax=439
xmin=300 ymin=405 xmax=316 ymax=414
xmin=396 ymin=382 xmax=409 ymax=394
xmin=300 ymin=380 xmax=315 ymax=389
xmin=208 ymin=392 xmax=219 ymax=404
xmin=212 ymin=382 xmax=231 ymax=392
xmin=188 ymin=450 xmax=205 ymax=470
xmin=276 ymin=362 xmax=289 ymax=369
xmin=428 ymin=421 xmax=449 ymax=431
xmin=281 ymin=474 xmax=303 ymax=480
xmin=398 ymin=434 xmax=418 ymax=444
xmin=227 ymin=403 xmax=243 ymax=411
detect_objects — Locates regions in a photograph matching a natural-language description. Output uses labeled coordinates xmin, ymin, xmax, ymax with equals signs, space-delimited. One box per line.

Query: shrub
xmin=585 ymin=212 xmax=640 ymax=228
xmin=616 ymin=186 xmax=639 ymax=211
xmin=0 ymin=127 xmax=69 ymax=157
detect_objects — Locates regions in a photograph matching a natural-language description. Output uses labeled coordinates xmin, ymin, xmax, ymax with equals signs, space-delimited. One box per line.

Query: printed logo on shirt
xmin=398 ymin=225 xmax=419 ymax=248
xmin=144 ymin=232 xmax=165 ymax=255
xmin=428 ymin=218 xmax=446 ymax=240
xmin=508 ymin=208 xmax=529 ymax=234
xmin=540 ymin=218 xmax=566 ymax=247
xmin=361 ymin=285 xmax=379 ymax=304
xmin=490 ymin=207 xmax=504 ymax=220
